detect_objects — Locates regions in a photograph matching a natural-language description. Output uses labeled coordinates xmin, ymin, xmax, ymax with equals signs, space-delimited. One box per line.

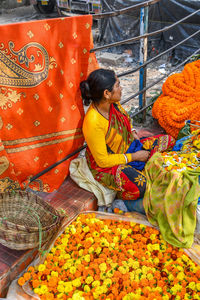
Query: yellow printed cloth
xmin=0 ymin=16 xmax=98 ymax=192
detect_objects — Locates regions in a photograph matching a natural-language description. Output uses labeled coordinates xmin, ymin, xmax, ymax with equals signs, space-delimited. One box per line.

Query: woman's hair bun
xmin=80 ymin=80 xmax=92 ymax=106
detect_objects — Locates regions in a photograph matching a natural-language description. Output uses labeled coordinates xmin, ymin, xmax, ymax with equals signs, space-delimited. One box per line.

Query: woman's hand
xmin=132 ymin=131 xmax=140 ymax=140
xmin=131 ymin=150 xmax=150 ymax=162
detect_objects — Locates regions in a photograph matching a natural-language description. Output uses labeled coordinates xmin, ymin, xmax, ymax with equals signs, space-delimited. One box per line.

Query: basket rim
xmin=0 ymin=191 xmax=64 ymax=232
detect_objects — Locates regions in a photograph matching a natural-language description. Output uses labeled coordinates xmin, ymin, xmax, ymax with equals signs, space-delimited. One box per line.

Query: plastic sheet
xmin=5 ymin=211 xmax=200 ymax=300
xmin=99 ymin=0 xmax=200 ymax=62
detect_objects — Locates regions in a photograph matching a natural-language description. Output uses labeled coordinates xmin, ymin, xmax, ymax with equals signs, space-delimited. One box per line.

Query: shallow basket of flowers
xmin=18 ymin=211 xmax=200 ymax=300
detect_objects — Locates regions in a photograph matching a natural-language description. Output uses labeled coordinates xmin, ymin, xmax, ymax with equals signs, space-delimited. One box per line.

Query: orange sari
xmin=0 ymin=16 xmax=98 ymax=192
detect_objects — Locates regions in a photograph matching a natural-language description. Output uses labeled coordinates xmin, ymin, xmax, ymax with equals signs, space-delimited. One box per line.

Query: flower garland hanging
xmin=152 ymin=60 xmax=200 ymax=138
xmin=18 ymin=213 xmax=200 ymax=300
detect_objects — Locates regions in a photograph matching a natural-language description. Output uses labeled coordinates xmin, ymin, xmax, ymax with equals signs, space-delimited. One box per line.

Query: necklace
xmin=94 ymin=104 xmax=109 ymax=120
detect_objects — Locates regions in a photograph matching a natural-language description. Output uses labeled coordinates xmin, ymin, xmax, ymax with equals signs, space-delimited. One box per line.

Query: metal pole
xmin=139 ymin=6 xmax=148 ymax=120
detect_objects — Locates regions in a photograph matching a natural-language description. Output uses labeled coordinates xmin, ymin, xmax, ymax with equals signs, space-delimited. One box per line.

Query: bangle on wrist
xmin=124 ymin=154 xmax=128 ymax=164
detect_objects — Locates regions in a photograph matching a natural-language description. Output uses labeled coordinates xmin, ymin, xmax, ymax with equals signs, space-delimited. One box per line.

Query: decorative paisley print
xmin=0 ymin=41 xmax=50 ymax=87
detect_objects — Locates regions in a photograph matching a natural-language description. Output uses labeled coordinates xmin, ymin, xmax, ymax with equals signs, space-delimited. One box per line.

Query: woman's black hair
xmin=80 ymin=68 xmax=116 ymax=106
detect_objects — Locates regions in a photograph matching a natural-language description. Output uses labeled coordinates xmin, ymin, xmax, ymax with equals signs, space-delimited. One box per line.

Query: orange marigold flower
xmin=18 ymin=277 xmax=25 ymax=286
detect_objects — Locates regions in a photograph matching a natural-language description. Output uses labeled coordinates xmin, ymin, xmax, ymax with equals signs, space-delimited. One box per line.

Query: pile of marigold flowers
xmin=152 ymin=59 xmax=200 ymax=139
xmin=162 ymin=130 xmax=200 ymax=172
xmin=18 ymin=213 xmax=200 ymax=300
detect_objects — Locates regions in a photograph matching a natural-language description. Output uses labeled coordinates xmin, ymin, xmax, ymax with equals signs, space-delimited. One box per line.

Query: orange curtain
xmin=0 ymin=15 xmax=98 ymax=192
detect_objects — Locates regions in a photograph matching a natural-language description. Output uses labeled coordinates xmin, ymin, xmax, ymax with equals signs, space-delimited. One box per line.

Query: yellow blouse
xmin=82 ymin=104 xmax=132 ymax=168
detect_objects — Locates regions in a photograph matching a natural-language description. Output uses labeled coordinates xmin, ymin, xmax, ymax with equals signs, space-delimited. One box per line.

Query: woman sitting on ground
xmin=80 ymin=68 xmax=175 ymax=207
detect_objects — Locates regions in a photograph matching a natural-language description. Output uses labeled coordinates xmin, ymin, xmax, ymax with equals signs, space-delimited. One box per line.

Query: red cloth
xmin=0 ymin=16 xmax=98 ymax=192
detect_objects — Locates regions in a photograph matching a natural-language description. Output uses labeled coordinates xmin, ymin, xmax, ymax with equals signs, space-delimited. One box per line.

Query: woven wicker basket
xmin=0 ymin=191 xmax=63 ymax=250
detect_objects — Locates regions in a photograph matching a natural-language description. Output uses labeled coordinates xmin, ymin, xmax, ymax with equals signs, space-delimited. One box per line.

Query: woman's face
xmin=109 ymin=77 xmax=122 ymax=103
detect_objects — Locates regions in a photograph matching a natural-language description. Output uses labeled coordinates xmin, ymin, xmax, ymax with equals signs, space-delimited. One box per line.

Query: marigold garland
xmin=18 ymin=213 xmax=200 ymax=300
xmin=152 ymin=60 xmax=200 ymax=138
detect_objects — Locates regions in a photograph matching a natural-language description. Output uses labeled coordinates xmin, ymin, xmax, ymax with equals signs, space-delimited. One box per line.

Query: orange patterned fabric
xmin=0 ymin=16 xmax=98 ymax=192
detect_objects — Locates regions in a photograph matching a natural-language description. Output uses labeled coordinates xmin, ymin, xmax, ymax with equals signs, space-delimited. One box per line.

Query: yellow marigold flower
xmin=85 ymin=276 xmax=94 ymax=285
xmin=136 ymin=288 xmax=142 ymax=295
xmin=84 ymin=285 xmax=91 ymax=293
xmin=194 ymin=295 xmax=200 ymax=300
xmin=95 ymin=247 xmax=102 ymax=255
xmin=177 ymin=271 xmax=185 ymax=281
xmin=38 ymin=264 xmax=46 ymax=272
xmin=79 ymin=249 xmax=83 ymax=256
xmin=72 ymin=278 xmax=82 ymax=288
xmin=147 ymin=244 xmax=153 ymax=251
xmin=196 ymin=283 xmax=200 ymax=291
xmin=147 ymin=273 xmax=153 ymax=280
xmin=188 ymin=281 xmax=196 ymax=290
xmin=113 ymin=236 xmax=119 ymax=243
xmin=104 ymin=278 xmax=112 ymax=286
xmin=132 ymin=261 xmax=140 ymax=269
xmin=93 ymin=292 xmax=99 ymax=299
xmin=70 ymin=266 xmax=76 ymax=274
xmin=100 ymin=272 xmax=107 ymax=280
xmin=34 ymin=288 xmax=41 ymax=295
xmin=83 ymin=226 xmax=90 ymax=233
xmin=181 ymin=254 xmax=189 ymax=262
xmin=75 ymin=259 xmax=81 ymax=266
xmin=72 ymin=293 xmax=84 ymax=300
xmin=150 ymin=234 xmax=156 ymax=240
xmin=100 ymin=238 xmax=109 ymax=247
xmin=162 ymin=296 xmax=169 ymax=300
xmin=127 ymin=249 xmax=135 ymax=256
xmin=135 ymin=268 xmax=142 ymax=275
xmin=110 ymin=262 xmax=118 ymax=269
xmin=153 ymin=257 xmax=159 ymax=264
xmin=97 ymin=285 xmax=107 ymax=295
xmin=64 ymin=282 xmax=73 ymax=293
xmin=110 ymin=242 xmax=115 ymax=248
xmin=86 ymin=237 xmax=94 ymax=243
xmin=99 ymin=263 xmax=107 ymax=272
xmin=129 ymin=272 xmax=135 ymax=281
xmin=84 ymin=254 xmax=90 ymax=263
xmin=118 ymin=266 xmax=128 ymax=274
xmin=92 ymin=231 xmax=100 ymax=237
xmin=88 ymin=247 xmax=94 ymax=254
xmin=40 ymin=285 xmax=48 ymax=295
xmin=57 ymin=285 xmax=65 ymax=293
xmin=61 ymin=238 xmax=68 ymax=245
xmin=107 ymin=270 xmax=114 ymax=278
xmin=168 ymin=274 xmax=174 ymax=281
xmin=134 ymin=275 xmax=139 ymax=282
xmin=57 ymin=293 xmax=64 ymax=299
xmin=69 ymin=225 xmax=76 ymax=234
xmin=50 ymin=247 xmax=56 ymax=254
xmin=152 ymin=243 xmax=160 ymax=251
xmin=123 ymin=293 xmax=135 ymax=300
xmin=51 ymin=271 xmax=58 ymax=277
xmin=92 ymin=280 xmax=101 ymax=288
xmin=64 ymin=253 xmax=71 ymax=260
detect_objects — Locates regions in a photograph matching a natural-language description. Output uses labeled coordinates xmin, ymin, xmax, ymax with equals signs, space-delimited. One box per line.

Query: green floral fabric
xmin=143 ymin=152 xmax=200 ymax=248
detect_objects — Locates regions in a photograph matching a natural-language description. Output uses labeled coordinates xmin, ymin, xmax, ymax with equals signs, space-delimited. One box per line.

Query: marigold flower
xmin=18 ymin=277 xmax=25 ymax=286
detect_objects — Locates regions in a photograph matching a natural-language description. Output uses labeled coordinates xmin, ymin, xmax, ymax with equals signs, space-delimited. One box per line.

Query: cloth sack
xmin=69 ymin=157 xmax=117 ymax=207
